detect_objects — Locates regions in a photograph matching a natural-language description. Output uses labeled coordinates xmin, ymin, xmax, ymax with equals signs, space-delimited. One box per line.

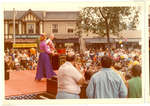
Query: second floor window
xmin=68 ymin=28 xmax=73 ymax=33
xmin=67 ymin=24 xmax=74 ymax=33
xmin=27 ymin=23 xmax=34 ymax=34
xmin=52 ymin=24 xmax=58 ymax=33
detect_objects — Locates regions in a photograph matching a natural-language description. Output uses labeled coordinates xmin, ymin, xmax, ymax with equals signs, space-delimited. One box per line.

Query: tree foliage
xmin=76 ymin=7 xmax=140 ymax=43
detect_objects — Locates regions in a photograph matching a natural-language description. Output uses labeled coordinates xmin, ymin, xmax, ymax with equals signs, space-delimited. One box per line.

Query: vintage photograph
xmin=3 ymin=2 xmax=143 ymax=101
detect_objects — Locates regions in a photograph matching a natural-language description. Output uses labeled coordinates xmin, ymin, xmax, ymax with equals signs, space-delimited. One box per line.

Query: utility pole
xmin=13 ymin=8 xmax=16 ymax=44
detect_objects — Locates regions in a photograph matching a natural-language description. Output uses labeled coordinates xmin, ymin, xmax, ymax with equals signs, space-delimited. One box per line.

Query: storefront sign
xmin=13 ymin=43 xmax=37 ymax=48
xmin=15 ymin=35 xmax=40 ymax=39
xmin=65 ymin=43 xmax=74 ymax=46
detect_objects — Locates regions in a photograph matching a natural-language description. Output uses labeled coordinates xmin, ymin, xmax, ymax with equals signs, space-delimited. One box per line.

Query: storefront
xmin=84 ymin=37 xmax=115 ymax=50
xmin=115 ymin=38 xmax=141 ymax=49
xmin=84 ymin=37 xmax=141 ymax=50
xmin=53 ymin=38 xmax=79 ymax=50
xmin=4 ymin=42 xmax=13 ymax=50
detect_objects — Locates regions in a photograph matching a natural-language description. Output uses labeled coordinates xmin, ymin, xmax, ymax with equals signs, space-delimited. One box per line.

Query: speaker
xmin=5 ymin=62 xmax=10 ymax=80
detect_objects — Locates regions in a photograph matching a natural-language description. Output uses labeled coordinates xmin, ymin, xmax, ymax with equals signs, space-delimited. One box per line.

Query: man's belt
xmin=40 ymin=50 xmax=45 ymax=53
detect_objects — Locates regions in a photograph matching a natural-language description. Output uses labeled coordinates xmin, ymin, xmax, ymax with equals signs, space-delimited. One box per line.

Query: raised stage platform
xmin=5 ymin=70 xmax=88 ymax=99
xmin=5 ymin=70 xmax=49 ymax=99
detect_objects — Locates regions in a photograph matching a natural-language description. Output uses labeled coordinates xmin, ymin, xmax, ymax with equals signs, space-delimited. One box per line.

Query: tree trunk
xmin=105 ymin=18 xmax=110 ymax=49
xmin=80 ymin=36 xmax=86 ymax=54
xmin=105 ymin=18 xmax=110 ymax=43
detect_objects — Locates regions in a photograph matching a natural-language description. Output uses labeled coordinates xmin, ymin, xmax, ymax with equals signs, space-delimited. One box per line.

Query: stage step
xmin=37 ymin=92 xmax=56 ymax=99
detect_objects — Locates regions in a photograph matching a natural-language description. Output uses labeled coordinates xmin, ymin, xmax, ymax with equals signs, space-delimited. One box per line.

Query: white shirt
xmin=57 ymin=61 xmax=82 ymax=94
xmin=14 ymin=58 xmax=20 ymax=65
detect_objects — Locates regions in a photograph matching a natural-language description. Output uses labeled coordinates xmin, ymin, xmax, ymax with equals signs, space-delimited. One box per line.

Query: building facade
xmin=4 ymin=9 xmax=141 ymax=50
xmin=4 ymin=9 xmax=80 ymax=49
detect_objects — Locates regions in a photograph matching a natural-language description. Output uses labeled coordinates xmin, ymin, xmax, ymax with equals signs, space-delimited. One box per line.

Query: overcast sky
xmin=1 ymin=0 xmax=139 ymax=11
xmin=0 ymin=0 xmax=143 ymax=30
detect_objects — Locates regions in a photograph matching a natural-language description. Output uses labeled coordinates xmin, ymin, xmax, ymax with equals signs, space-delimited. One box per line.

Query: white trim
xmin=4 ymin=21 xmax=8 ymax=35
xmin=45 ymin=19 xmax=76 ymax=21
xmin=19 ymin=21 xmax=22 ymax=34
xmin=40 ymin=21 xmax=43 ymax=34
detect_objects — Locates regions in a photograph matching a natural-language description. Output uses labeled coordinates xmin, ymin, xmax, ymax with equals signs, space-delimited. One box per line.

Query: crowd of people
xmin=4 ymin=33 xmax=142 ymax=98
xmin=4 ymin=47 xmax=141 ymax=72
xmin=56 ymin=47 xmax=142 ymax=98
xmin=73 ymin=47 xmax=141 ymax=81
xmin=4 ymin=49 xmax=38 ymax=71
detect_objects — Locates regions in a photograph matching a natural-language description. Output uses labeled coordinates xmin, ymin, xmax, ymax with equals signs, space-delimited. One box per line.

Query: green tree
xmin=76 ymin=7 xmax=139 ymax=45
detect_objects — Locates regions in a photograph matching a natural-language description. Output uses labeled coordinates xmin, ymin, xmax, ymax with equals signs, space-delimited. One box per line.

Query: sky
xmin=1 ymin=0 xmax=141 ymax=11
xmin=1 ymin=0 xmax=143 ymax=30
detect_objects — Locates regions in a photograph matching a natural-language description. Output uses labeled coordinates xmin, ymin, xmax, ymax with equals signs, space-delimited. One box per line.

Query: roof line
xmin=4 ymin=10 xmax=80 ymax=12
xmin=44 ymin=19 xmax=77 ymax=20
xmin=19 ymin=9 xmax=42 ymax=20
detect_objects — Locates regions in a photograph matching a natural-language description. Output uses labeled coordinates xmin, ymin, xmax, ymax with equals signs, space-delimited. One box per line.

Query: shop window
xmin=52 ymin=24 xmax=58 ymax=33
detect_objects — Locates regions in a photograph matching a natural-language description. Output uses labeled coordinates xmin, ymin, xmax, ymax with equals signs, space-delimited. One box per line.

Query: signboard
xmin=15 ymin=35 xmax=40 ymax=39
xmin=13 ymin=43 xmax=37 ymax=48
xmin=65 ymin=43 xmax=74 ymax=47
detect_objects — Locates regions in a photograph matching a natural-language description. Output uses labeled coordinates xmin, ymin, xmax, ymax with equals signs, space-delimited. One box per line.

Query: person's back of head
xmin=66 ymin=55 xmax=75 ymax=62
xmin=101 ymin=56 xmax=112 ymax=68
xmin=66 ymin=51 xmax=75 ymax=62
xmin=131 ymin=65 xmax=141 ymax=77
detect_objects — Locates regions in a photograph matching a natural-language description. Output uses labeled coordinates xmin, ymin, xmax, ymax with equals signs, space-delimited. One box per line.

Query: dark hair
xmin=131 ymin=65 xmax=141 ymax=77
xmin=134 ymin=56 xmax=138 ymax=61
xmin=66 ymin=55 xmax=75 ymax=62
xmin=101 ymin=56 xmax=112 ymax=68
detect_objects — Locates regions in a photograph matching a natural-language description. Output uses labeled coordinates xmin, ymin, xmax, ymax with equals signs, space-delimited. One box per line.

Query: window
xmin=68 ymin=28 xmax=73 ymax=33
xmin=52 ymin=24 xmax=58 ymax=33
xmin=67 ymin=24 xmax=74 ymax=33
xmin=27 ymin=23 xmax=35 ymax=34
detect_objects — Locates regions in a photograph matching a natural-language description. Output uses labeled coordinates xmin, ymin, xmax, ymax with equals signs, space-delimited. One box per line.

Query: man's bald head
xmin=49 ymin=34 xmax=54 ymax=40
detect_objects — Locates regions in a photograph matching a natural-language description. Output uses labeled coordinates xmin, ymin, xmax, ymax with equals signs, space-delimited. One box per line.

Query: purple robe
xmin=35 ymin=40 xmax=56 ymax=80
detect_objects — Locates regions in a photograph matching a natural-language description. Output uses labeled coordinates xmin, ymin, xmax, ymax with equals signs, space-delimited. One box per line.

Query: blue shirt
xmin=86 ymin=68 xmax=127 ymax=98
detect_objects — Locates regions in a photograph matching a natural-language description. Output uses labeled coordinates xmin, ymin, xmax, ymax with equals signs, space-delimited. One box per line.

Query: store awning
xmin=13 ymin=43 xmax=37 ymax=48
xmin=53 ymin=38 xmax=79 ymax=43
xmin=115 ymin=38 xmax=141 ymax=42
xmin=85 ymin=38 xmax=115 ymax=43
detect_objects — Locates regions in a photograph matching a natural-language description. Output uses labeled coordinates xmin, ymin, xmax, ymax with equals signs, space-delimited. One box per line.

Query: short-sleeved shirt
xmin=86 ymin=68 xmax=127 ymax=98
xmin=57 ymin=62 xmax=83 ymax=94
xmin=128 ymin=77 xmax=142 ymax=98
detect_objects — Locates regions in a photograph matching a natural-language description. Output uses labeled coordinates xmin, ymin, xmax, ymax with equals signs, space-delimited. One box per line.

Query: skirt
xmin=35 ymin=52 xmax=56 ymax=80
xmin=56 ymin=91 xmax=80 ymax=99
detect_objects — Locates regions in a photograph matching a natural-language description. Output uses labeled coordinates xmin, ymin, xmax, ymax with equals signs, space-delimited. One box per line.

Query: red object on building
xmin=57 ymin=48 xmax=66 ymax=54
